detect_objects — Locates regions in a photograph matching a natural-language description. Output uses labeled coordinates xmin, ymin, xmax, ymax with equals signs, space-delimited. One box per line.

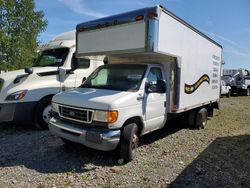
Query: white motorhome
xmin=0 ymin=30 xmax=104 ymax=129
xmin=49 ymin=6 xmax=222 ymax=162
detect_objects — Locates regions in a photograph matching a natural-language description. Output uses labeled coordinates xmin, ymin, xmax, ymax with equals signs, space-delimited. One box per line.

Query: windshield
xmin=244 ymin=77 xmax=250 ymax=81
xmin=33 ymin=48 xmax=69 ymax=67
xmin=81 ymin=64 xmax=147 ymax=91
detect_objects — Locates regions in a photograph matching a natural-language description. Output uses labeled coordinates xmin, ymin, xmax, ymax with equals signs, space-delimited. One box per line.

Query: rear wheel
xmin=207 ymin=107 xmax=214 ymax=117
xmin=246 ymin=88 xmax=250 ymax=96
xmin=195 ymin=108 xmax=208 ymax=129
xmin=35 ymin=97 xmax=52 ymax=130
xmin=120 ymin=123 xmax=139 ymax=162
xmin=188 ymin=110 xmax=196 ymax=127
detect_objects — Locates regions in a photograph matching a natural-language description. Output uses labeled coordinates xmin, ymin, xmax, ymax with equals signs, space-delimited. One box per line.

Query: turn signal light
xmin=78 ymin=28 xmax=85 ymax=32
xmin=107 ymin=111 xmax=118 ymax=123
xmin=135 ymin=15 xmax=144 ymax=21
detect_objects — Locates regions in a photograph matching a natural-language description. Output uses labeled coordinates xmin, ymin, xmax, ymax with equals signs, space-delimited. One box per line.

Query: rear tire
xmin=188 ymin=110 xmax=196 ymax=127
xmin=195 ymin=108 xmax=208 ymax=129
xmin=35 ymin=97 xmax=52 ymax=130
xmin=246 ymin=88 xmax=250 ymax=96
xmin=207 ymin=107 xmax=214 ymax=117
xmin=120 ymin=123 xmax=139 ymax=162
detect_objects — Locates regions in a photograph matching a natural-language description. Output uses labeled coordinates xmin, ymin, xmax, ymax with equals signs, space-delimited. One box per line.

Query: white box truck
xmin=49 ymin=5 xmax=222 ymax=162
xmin=0 ymin=30 xmax=104 ymax=129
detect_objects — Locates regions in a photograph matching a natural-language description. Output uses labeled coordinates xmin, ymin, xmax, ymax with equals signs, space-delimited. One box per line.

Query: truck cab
xmin=225 ymin=69 xmax=250 ymax=96
xmin=49 ymin=62 xmax=168 ymax=158
xmin=0 ymin=30 xmax=104 ymax=129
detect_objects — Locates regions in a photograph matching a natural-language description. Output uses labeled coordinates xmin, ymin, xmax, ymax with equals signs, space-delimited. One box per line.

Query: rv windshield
xmin=81 ymin=64 xmax=147 ymax=91
xmin=33 ymin=48 xmax=69 ymax=67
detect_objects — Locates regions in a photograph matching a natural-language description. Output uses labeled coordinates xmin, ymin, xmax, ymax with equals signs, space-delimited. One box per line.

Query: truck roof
xmin=38 ymin=30 xmax=75 ymax=51
xmin=52 ymin=30 xmax=75 ymax=41
xmin=76 ymin=5 xmax=222 ymax=49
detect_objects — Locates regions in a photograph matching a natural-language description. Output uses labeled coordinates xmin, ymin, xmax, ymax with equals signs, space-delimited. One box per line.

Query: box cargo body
xmin=76 ymin=5 xmax=222 ymax=113
xmin=49 ymin=5 xmax=223 ymax=162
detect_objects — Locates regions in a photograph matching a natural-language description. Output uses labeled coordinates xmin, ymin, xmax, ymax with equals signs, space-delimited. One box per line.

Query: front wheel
xmin=120 ymin=123 xmax=139 ymax=162
xmin=35 ymin=97 xmax=52 ymax=130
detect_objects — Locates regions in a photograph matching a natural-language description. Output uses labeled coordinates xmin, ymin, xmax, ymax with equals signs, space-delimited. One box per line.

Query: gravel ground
xmin=0 ymin=96 xmax=249 ymax=188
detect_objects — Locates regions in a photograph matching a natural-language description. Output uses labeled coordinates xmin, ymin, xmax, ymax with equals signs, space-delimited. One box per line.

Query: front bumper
xmin=231 ymin=86 xmax=247 ymax=93
xmin=49 ymin=117 xmax=121 ymax=151
xmin=0 ymin=102 xmax=36 ymax=125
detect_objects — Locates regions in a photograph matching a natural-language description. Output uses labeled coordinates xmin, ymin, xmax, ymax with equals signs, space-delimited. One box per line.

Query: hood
xmin=53 ymin=87 xmax=140 ymax=110
xmin=0 ymin=67 xmax=58 ymax=88
xmin=0 ymin=67 xmax=58 ymax=80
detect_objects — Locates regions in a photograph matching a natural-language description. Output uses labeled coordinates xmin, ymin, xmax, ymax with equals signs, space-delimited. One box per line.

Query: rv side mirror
xmin=82 ymin=77 xmax=86 ymax=83
xmin=24 ymin=67 xmax=33 ymax=74
xmin=58 ymin=67 xmax=66 ymax=82
xmin=71 ymin=53 xmax=79 ymax=70
xmin=157 ymin=80 xmax=166 ymax=93
xmin=146 ymin=80 xmax=166 ymax=94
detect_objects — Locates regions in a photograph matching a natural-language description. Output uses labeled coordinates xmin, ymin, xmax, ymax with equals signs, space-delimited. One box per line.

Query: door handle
xmin=137 ymin=96 xmax=144 ymax=100
xmin=137 ymin=93 xmax=144 ymax=101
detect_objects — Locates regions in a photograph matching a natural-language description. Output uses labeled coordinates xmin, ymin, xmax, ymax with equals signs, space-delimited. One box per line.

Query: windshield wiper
xmin=80 ymin=84 xmax=120 ymax=90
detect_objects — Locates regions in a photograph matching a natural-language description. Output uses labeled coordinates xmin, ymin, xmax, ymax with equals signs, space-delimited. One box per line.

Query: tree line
xmin=0 ymin=0 xmax=47 ymax=71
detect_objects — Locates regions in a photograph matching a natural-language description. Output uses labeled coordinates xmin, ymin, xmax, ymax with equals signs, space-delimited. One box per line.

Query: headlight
xmin=51 ymin=102 xmax=59 ymax=113
xmin=5 ymin=90 xmax=27 ymax=101
xmin=93 ymin=110 xmax=118 ymax=123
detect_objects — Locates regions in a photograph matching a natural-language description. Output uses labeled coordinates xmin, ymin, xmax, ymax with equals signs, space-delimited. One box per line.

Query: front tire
xmin=35 ymin=97 xmax=52 ymax=130
xmin=120 ymin=123 xmax=139 ymax=162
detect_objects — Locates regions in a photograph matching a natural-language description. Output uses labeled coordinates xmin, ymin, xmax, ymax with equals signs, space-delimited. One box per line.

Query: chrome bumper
xmin=49 ymin=117 xmax=120 ymax=151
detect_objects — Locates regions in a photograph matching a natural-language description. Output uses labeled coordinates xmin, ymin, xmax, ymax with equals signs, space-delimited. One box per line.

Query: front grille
xmin=59 ymin=105 xmax=94 ymax=124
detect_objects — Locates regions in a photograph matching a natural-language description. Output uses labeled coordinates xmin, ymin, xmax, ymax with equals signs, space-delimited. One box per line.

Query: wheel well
xmin=34 ymin=94 xmax=54 ymax=114
xmin=38 ymin=94 xmax=54 ymax=102
xmin=210 ymin=101 xmax=219 ymax=110
xmin=122 ymin=116 xmax=144 ymax=136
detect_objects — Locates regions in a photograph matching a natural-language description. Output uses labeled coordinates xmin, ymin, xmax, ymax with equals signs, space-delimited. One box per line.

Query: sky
xmin=35 ymin=0 xmax=250 ymax=70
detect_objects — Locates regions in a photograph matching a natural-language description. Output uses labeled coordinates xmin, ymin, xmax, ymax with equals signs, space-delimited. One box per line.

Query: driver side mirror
xmin=71 ymin=53 xmax=79 ymax=71
xmin=146 ymin=80 xmax=166 ymax=94
xmin=58 ymin=67 xmax=66 ymax=82
xmin=24 ymin=67 xmax=33 ymax=75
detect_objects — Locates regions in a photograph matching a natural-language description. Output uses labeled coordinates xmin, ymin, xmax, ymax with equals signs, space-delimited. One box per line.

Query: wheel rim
xmin=202 ymin=118 xmax=207 ymax=127
xmin=202 ymin=113 xmax=208 ymax=127
xmin=42 ymin=105 xmax=52 ymax=124
xmin=132 ymin=133 xmax=139 ymax=156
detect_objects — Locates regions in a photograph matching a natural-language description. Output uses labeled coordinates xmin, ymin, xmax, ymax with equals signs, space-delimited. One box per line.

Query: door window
xmin=147 ymin=67 xmax=163 ymax=84
xmin=77 ymin=58 xmax=90 ymax=69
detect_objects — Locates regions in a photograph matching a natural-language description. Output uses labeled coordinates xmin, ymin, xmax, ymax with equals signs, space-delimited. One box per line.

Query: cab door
xmin=144 ymin=66 xmax=167 ymax=133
